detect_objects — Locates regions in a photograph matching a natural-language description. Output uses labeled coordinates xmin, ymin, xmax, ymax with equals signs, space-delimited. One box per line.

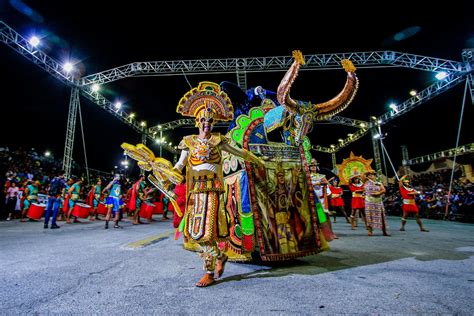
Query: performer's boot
xmin=400 ymin=218 xmax=407 ymax=231
xmin=416 ymin=217 xmax=429 ymax=232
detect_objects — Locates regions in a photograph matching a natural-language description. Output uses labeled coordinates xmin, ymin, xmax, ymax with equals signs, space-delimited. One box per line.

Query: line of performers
xmin=309 ymin=160 xmax=429 ymax=237
xmin=22 ymin=172 xmax=175 ymax=230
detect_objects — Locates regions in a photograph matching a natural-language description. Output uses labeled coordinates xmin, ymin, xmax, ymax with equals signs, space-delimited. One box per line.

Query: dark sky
xmin=1 ymin=1 xmax=473 ymax=175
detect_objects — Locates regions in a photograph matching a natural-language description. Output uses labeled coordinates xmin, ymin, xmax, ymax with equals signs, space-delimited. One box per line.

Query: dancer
xmin=364 ymin=170 xmax=390 ymax=236
xmin=399 ymin=175 xmax=429 ymax=232
xmin=328 ymin=177 xmax=350 ymax=224
xmin=173 ymin=82 xmax=263 ymax=287
xmin=348 ymin=174 xmax=366 ymax=230
xmin=309 ymin=159 xmax=336 ymax=240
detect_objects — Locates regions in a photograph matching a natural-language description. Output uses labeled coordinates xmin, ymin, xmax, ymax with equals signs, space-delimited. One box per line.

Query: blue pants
xmin=44 ymin=197 xmax=60 ymax=226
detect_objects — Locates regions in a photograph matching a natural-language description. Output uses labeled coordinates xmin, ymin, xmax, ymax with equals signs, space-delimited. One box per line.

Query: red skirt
xmin=402 ymin=204 xmax=419 ymax=213
xmin=351 ymin=197 xmax=364 ymax=209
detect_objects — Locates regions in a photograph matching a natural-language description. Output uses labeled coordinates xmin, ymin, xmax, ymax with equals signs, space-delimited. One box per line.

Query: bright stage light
xmin=155 ymin=139 xmax=161 ymax=144
xmin=409 ymin=90 xmax=417 ymax=96
xmin=373 ymin=134 xmax=381 ymax=139
xmin=29 ymin=36 xmax=40 ymax=47
xmin=338 ymin=138 xmax=344 ymax=143
xmin=140 ymin=121 xmax=146 ymax=127
xmin=330 ymin=144 xmax=335 ymax=148
xmin=63 ymin=62 xmax=74 ymax=72
xmin=114 ymin=102 xmax=122 ymax=110
xmin=129 ymin=113 xmax=135 ymax=119
xmin=389 ymin=103 xmax=398 ymax=112
xmin=158 ymin=125 xmax=162 ymax=130
xmin=348 ymin=133 xmax=353 ymax=138
xmin=435 ymin=71 xmax=448 ymax=80
xmin=91 ymin=84 xmax=100 ymax=92
xmin=168 ymin=142 xmax=172 ymax=146
xmin=359 ymin=123 xmax=366 ymax=128
xmin=161 ymin=137 xmax=166 ymax=143
xmin=44 ymin=151 xmax=51 ymax=157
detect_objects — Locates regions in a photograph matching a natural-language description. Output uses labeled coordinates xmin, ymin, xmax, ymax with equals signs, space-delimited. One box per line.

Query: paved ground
xmin=1 ymin=216 xmax=473 ymax=314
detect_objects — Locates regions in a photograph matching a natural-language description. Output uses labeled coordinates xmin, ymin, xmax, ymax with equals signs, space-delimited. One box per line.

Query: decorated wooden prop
xmin=337 ymin=152 xmax=374 ymax=185
xmin=121 ymin=143 xmax=183 ymax=217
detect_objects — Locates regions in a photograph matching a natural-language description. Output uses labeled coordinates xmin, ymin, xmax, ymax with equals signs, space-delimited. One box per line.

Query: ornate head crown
xmin=176 ymin=81 xmax=234 ymax=121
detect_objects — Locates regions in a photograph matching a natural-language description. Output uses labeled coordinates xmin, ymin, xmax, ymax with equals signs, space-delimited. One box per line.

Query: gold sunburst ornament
xmin=337 ymin=151 xmax=373 ymax=185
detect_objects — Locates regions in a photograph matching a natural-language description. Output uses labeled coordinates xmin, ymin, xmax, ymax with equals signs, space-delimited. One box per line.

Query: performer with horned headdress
xmin=173 ymin=82 xmax=264 ymax=287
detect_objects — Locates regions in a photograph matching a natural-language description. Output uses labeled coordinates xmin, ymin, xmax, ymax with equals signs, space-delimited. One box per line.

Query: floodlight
xmin=435 ymin=71 xmax=448 ymax=80
xmin=29 ymin=36 xmax=40 ymax=47
xmin=63 ymin=62 xmax=73 ymax=72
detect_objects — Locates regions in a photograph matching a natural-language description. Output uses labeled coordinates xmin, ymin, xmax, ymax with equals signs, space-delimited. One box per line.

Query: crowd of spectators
xmin=383 ymin=169 xmax=474 ymax=221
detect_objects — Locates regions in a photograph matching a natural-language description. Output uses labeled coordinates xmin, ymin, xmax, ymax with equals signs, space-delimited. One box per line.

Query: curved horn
xmin=277 ymin=50 xmax=305 ymax=114
xmin=314 ymin=59 xmax=359 ymax=120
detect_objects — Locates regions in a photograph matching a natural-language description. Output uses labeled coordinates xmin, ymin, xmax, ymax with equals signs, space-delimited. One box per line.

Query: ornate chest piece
xmin=193 ymin=137 xmax=211 ymax=161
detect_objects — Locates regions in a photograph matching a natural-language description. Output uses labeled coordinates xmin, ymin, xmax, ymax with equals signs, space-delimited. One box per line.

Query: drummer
xmin=87 ymin=177 xmax=102 ymax=221
xmin=20 ymin=180 xmax=40 ymax=222
xmin=103 ymin=174 xmax=124 ymax=229
xmin=129 ymin=175 xmax=146 ymax=225
xmin=66 ymin=177 xmax=83 ymax=224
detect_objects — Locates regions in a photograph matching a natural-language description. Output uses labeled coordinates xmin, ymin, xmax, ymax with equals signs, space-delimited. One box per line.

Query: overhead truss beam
xmin=80 ymin=51 xmax=466 ymax=86
xmin=378 ymin=74 xmax=465 ymax=124
xmin=406 ymin=143 xmax=474 ymax=166
xmin=149 ymin=115 xmax=366 ymax=134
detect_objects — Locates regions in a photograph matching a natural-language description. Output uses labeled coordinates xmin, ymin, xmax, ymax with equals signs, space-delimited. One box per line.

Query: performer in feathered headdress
xmin=173 ymin=82 xmax=264 ymax=287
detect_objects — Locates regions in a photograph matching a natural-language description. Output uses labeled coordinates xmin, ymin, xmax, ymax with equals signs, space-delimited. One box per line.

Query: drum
xmin=72 ymin=202 xmax=92 ymax=218
xmin=140 ymin=201 xmax=155 ymax=219
xmin=153 ymin=201 xmax=163 ymax=214
xmin=28 ymin=203 xmax=46 ymax=220
xmin=97 ymin=202 xmax=108 ymax=215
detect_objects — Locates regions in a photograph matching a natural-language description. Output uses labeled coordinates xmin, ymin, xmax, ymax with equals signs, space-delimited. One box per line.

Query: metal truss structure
xmin=0 ymin=21 xmax=77 ymax=85
xmin=149 ymin=115 xmax=365 ymax=134
xmin=406 ymin=143 xmax=474 ymax=166
xmin=1 ymin=19 xmax=471 ymax=173
xmin=462 ymin=49 xmax=474 ymax=103
xmin=63 ymin=88 xmax=79 ymax=178
xmin=378 ymin=74 xmax=465 ymax=124
xmin=79 ymin=51 xmax=467 ymax=86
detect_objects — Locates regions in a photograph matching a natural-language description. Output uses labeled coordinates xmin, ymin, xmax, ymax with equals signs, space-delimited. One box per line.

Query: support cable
xmin=181 ymin=70 xmax=193 ymax=89
xmin=445 ymin=79 xmax=468 ymax=219
xmin=77 ymin=102 xmax=90 ymax=184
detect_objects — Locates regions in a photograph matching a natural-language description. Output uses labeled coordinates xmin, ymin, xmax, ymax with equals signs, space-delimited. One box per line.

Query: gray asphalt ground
xmin=1 ymin=215 xmax=473 ymax=314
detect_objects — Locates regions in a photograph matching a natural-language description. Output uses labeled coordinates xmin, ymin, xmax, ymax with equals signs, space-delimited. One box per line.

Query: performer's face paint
xmin=195 ymin=107 xmax=215 ymax=132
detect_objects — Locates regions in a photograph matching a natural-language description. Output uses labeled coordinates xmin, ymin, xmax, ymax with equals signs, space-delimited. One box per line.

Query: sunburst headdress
xmin=176 ymin=81 xmax=234 ymax=128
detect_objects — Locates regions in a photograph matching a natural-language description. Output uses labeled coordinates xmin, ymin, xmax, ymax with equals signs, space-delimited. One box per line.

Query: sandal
xmin=195 ymin=273 xmax=215 ymax=287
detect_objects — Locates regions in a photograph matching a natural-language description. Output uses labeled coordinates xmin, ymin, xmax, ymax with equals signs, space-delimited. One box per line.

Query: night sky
xmin=1 ymin=1 xmax=473 ymax=176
